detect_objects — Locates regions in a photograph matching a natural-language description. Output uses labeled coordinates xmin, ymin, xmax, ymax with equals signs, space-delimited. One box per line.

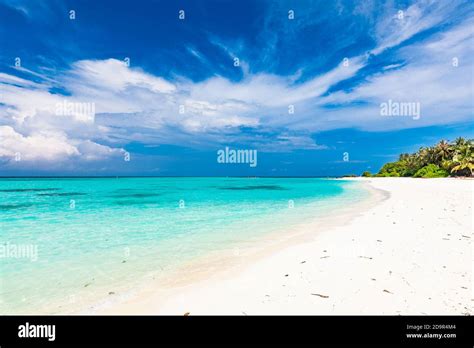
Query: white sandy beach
xmin=96 ymin=178 xmax=473 ymax=315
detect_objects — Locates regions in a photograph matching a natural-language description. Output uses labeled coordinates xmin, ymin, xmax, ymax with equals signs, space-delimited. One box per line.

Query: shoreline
xmin=93 ymin=177 xmax=472 ymax=315
xmin=90 ymin=179 xmax=387 ymax=314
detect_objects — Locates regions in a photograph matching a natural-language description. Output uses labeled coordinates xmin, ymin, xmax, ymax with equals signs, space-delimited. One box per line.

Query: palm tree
xmin=451 ymin=144 xmax=474 ymax=176
xmin=416 ymin=147 xmax=428 ymax=166
xmin=417 ymin=146 xmax=436 ymax=166
xmin=454 ymin=137 xmax=467 ymax=147
xmin=434 ymin=140 xmax=453 ymax=163
xmin=405 ymin=155 xmax=420 ymax=176
xmin=440 ymin=159 xmax=453 ymax=172
xmin=399 ymin=153 xmax=410 ymax=162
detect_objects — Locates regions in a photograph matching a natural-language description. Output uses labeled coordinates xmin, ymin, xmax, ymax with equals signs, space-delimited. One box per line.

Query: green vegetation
xmin=367 ymin=137 xmax=473 ymax=178
xmin=413 ymin=164 xmax=449 ymax=178
xmin=361 ymin=171 xmax=372 ymax=177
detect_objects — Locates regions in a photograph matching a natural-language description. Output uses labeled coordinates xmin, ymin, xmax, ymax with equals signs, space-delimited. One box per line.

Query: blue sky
xmin=0 ymin=0 xmax=473 ymax=176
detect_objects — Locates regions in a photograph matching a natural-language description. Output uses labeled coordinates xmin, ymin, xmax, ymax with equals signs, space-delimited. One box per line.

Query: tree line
xmin=362 ymin=137 xmax=473 ymax=178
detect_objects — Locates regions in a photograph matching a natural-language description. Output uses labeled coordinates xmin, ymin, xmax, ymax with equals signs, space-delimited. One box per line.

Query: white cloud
xmin=0 ymin=72 xmax=42 ymax=87
xmin=69 ymin=59 xmax=176 ymax=94
xmin=0 ymin=126 xmax=79 ymax=161
xmin=371 ymin=0 xmax=461 ymax=55
xmin=315 ymin=17 xmax=474 ymax=131
xmin=0 ymin=125 xmax=124 ymax=164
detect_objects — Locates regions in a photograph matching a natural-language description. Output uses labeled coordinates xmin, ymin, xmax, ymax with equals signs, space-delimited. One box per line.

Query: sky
xmin=0 ymin=0 xmax=473 ymax=176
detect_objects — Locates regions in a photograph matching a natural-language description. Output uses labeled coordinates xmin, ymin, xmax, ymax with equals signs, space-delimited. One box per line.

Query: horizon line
xmin=0 ymin=175 xmax=351 ymax=179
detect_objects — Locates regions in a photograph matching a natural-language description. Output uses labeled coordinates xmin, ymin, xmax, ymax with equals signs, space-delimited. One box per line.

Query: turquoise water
xmin=0 ymin=177 xmax=368 ymax=313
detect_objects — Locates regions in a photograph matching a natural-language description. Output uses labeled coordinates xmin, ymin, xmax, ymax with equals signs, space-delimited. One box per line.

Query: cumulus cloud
xmin=0 ymin=125 xmax=124 ymax=163
xmin=0 ymin=126 xmax=79 ymax=161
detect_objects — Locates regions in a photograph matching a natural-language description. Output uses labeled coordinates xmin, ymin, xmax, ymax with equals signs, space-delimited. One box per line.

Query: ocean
xmin=0 ymin=177 xmax=369 ymax=313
